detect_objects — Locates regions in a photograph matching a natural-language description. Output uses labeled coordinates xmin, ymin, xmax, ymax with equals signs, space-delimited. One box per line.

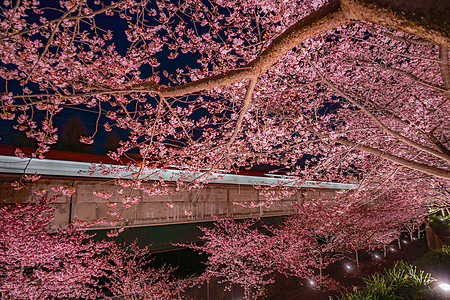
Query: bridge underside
xmin=0 ymin=155 xmax=351 ymax=230
xmin=0 ymin=176 xmax=340 ymax=230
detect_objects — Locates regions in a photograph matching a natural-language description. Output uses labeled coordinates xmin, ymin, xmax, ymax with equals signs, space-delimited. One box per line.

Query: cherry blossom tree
xmin=0 ymin=197 xmax=110 ymax=299
xmin=276 ymin=190 xmax=427 ymax=269
xmin=101 ymin=241 xmax=199 ymax=299
xmin=184 ymin=218 xmax=280 ymax=299
xmin=0 ymin=0 xmax=448 ymax=184
xmin=0 ymin=197 xmax=194 ymax=299
xmin=187 ymin=188 xmax=429 ymax=298
xmin=1 ymin=0 xmax=449 ymax=297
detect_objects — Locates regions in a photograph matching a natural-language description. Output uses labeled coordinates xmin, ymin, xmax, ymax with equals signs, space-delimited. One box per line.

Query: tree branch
xmin=161 ymin=96 xmax=194 ymax=144
xmin=134 ymin=0 xmax=348 ymax=96
xmin=307 ymin=56 xmax=450 ymax=163
xmin=226 ymin=77 xmax=258 ymax=153
xmin=336 ymin=137 xmax=450 ymax=179
xmin=365 ymin=23 xmax=432 ymax=46
xmin=132 ymin=0 xmax=449 ymax=99
xmin=349 ymin=58 xmax=447 ymax=93
xmin=0 ymin=0 xmax=131 ymax=40
xmin=439 ymin=45 xmax=450 ymax=91
xmin=341 ymin=0 xmax=450 ymax=47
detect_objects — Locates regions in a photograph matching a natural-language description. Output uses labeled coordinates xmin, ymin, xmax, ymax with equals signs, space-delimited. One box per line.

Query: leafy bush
xmin=337 ymin=261 xmax=434 ymax=300
xmin=428 ymin=212 xmax=450 ymax=231
xmin=415 ymin=244 xmax=450 ymax=268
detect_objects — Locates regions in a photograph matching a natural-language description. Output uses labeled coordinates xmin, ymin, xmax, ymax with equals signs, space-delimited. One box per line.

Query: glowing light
xmin=373 ymin=254 xmax=381 ymax=259
xmin=345 ymin=264 xmax=352 ymax=270
xmin=308 ymin=279 xmax=316 ymax=287
xmin=401 ymin=239 xmax=408 ymax=244
xmin=439 ymin=283 xmax=450 ymax=291
xmin=389 ymin=246 xmax=396 ymax=251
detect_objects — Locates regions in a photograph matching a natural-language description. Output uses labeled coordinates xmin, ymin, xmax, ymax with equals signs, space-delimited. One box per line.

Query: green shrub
xmin=442 ymin=244 xmax=450 ymax=255
xmin=428 ymin=212 xmax=450 ymax=231
xmin=337 ymin=261 xmax=434 ymax=300
xmin=415 ymin=244 xmax=450 ymax=268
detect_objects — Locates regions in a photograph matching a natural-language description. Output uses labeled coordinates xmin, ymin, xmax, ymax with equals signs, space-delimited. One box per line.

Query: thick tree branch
xmin=307 ymin=57 xmax=450 ymax=163
xmin=439 ymin=46 xmax=450 ymax=91
xmin=132 ymin=0 xmax=449 ymax=99
xmin=372 ymin=102 xmax=450 ymax=157
xmin=12 ymin=0 xmax=444 ymax=107
xmin=341 ymin=86 xmax=450 ymax=156
xmin=4 ymin=0 xmax=447 ymax=104
xmin=134 ymin=0 xmax=349 ymax=96
xmin=302 ymin=124 xmax=449 ymax=179
xmin=336 ymin=137 xmax=450 ymax=179
xmin=341 ymin=0 xmax=450 ymax=47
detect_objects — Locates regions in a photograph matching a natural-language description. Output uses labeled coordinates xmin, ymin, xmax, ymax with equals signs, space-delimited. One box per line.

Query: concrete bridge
xmin=0 ymin=155 xmax=354 ymax=231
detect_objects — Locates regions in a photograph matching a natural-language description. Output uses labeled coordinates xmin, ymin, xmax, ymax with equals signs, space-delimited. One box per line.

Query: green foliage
xmin=428 ymin=211 xmax=450 ymax=231
xmin=337 ymin=261 xmax=434 ymax=300
xmin=442 ymin=243 xmax=450 ymax=255
xmin=415 ymin=244 xmax=450 ymax=268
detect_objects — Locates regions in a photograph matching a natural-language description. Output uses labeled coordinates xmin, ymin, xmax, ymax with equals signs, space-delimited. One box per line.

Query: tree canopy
xmin=1 ymin=0 xmax=448 ymax=188
xmin=1 ymin=0 xmax=449 ymax=297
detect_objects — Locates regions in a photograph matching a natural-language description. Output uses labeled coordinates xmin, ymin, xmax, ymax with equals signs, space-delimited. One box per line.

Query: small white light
xmin=402 ymin=240 xmax=408 ymax=244
xmin=308 ymin=279 xmax=316 ymax=287
xmin=439 ymin=218 xmax=444 ymax=222
xmin=345 ymin=264 xmax=352 ymax=270
xmin=374 ymin=254 xmax=380 ymax=259
xmin=390 ymin=247 xmax=396 ymax=251
xmin=439 ymin=283 xmax=450 ymax=291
